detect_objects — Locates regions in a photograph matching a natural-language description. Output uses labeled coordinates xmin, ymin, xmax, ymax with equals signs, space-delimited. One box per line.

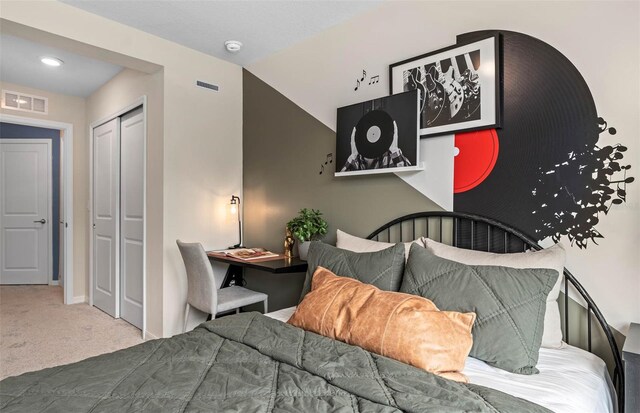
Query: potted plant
xmin=286 ymin=208 xmax=328 ymax=260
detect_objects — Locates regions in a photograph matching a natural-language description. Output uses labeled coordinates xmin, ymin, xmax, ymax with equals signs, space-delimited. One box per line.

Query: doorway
xmin=0 ymin=118 xmax=73 ymax=304
xmin=0 ymin=136 xmax=53 ymax=284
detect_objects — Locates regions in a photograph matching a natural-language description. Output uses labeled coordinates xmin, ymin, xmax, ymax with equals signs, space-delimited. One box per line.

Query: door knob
xmin=34 ymin=219 xmax=46 ymax=224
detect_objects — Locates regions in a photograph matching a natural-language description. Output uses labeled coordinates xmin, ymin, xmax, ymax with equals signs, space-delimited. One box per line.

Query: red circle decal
xmin=454 ymin=129 xmax=499 ymax=193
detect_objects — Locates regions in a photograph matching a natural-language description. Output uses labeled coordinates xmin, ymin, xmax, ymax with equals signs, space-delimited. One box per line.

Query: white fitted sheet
xmin=265 ymin=306 xmax=615 ymax=413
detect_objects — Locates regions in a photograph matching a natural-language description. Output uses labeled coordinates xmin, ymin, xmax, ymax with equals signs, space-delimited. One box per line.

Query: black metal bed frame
xmin=367 ymin=211 xmax=624 ymax=412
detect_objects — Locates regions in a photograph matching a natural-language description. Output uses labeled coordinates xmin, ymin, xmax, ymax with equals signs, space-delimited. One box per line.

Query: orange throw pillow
xmin=288 ymin=267 xmax=476 ymax=382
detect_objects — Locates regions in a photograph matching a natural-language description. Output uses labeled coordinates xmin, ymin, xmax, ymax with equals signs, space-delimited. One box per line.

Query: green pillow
xmin=299 ymin=241 xmax=405 ymax=303
xmin=401 ymin=244 xmax=558 ymax=374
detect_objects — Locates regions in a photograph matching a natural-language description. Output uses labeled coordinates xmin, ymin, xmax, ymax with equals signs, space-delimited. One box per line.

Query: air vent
xmin=196 ymin=80 xmax=219 ymax=92
xmin=2 ymin=90 xmax=48 ymax=114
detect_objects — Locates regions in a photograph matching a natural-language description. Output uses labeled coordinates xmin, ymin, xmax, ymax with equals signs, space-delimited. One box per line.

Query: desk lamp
xmin=229 ymin=195 xmax=243 ymax=248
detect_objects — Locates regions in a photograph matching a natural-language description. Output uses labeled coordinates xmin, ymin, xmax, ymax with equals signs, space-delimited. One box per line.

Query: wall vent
xmin=196 ymin=80 xmax=219 ymax=92
xmin=2 ymin=90 xmax=48 ymax=115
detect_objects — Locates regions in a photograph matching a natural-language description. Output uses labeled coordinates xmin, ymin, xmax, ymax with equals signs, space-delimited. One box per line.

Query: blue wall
xmin=0 ymin=122 xmax=61 ymax=281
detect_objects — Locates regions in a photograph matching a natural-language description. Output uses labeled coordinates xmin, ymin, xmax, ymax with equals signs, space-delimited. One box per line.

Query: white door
xmin=119 ymin=108 xmax=144 ymax=329
xmin=92 ymin=118 xmax=119 ymax=317
xmin=0 ymin=140 xmax=51 ymax=284
xmin=59 ymin=137 xmax=65 ymax=289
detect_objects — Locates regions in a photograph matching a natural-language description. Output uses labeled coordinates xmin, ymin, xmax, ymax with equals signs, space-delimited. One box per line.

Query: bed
xmin=361 ymin=211 xmax=623 ymax=412
xmin=0 ymin=211 xmax=624 ymax=413
xmin=267 ymin=306 xmax=615 ymax=413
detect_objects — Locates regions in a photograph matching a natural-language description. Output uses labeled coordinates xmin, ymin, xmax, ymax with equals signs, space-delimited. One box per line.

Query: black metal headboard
xmin=367 ymin=211 xmax=624 ymax=412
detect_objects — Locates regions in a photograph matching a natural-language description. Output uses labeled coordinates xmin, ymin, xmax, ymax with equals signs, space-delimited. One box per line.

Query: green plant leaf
xmin=285 ymin=208 xmax=328 ymax=241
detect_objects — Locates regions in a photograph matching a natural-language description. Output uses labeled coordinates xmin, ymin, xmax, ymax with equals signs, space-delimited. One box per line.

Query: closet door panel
xmin=92 ymin=118 xmax=119 ymax=317
xmin=120 ymin=107 xmax=144 ymax=329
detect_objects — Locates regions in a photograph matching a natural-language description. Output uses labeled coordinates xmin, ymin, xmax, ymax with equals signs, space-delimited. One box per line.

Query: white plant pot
xmin=297 ymin=241 xmax=311 ymax=260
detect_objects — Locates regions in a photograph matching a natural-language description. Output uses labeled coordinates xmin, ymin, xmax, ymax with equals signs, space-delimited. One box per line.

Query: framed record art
xmin=335 ymin=89 xmax=421 ymax=177
xmin=389 ymin=34 xmax=501 ymax=137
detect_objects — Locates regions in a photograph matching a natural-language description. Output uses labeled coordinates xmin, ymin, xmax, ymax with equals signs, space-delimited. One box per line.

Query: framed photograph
xmin=389 ymin=34 xmax=501 ymax=137
xmin=335 ymin=89 xmax=421 ymax=177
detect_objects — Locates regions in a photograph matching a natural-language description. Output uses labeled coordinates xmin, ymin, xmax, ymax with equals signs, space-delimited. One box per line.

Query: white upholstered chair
xmin=177 ymin=240 xmax=268 ymax=332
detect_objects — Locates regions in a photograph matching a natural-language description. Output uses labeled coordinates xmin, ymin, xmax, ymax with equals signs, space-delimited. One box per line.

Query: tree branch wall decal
xmin=532 ymin=118 xmax=634 ymax=248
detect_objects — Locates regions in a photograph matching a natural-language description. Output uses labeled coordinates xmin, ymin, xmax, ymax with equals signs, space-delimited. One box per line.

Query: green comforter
xmin=0 ymin=313 xmax=550 ymax=412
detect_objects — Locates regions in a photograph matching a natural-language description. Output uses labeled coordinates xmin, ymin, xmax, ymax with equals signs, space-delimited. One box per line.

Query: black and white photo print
xmin=335 ymin=90 xmax=421 ymax=177
xmin=390 ymin=35 xmax=501 ymax=137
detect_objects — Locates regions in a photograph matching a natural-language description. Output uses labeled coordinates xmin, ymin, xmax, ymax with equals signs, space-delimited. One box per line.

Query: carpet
xmin=0 ymin=285 xmax=144 ymax=380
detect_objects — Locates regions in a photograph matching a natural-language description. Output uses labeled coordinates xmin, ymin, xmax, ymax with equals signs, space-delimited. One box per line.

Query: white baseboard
xmin=72 ymin=295 xmax=87 ymax=304
xmin=144 ymin=330 xmax=159 ymax=341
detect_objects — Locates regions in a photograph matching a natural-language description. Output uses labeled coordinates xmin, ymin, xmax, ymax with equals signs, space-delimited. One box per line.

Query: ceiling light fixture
xmin=40 ymin=56 xmax=64 ymax=67
xmin=224 ymin=40 xmax=243 ymax=53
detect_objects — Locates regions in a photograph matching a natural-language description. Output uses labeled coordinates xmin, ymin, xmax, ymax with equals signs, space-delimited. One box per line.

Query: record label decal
xmin=454 ymin=128 xmax=499 ymax=193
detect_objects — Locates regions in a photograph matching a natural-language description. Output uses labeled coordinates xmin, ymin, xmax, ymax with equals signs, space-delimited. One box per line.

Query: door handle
xmin=34 ymin=219 xmax=46 ymax=224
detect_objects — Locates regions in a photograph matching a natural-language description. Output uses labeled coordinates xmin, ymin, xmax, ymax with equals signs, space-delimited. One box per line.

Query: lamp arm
xmin=237 ymin=196 xmax=243 ymax=248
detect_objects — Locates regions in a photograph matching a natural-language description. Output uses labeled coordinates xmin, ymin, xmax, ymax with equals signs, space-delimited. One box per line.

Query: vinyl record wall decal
xmin=453 ymin=30 xmax=633 ymax=249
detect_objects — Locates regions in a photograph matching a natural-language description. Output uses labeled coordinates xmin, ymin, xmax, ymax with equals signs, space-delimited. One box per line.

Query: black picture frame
xmin=389 ymin=34 xmax=502 ymax=138
xmin=335 ymin=90 xmax=421 ymax=177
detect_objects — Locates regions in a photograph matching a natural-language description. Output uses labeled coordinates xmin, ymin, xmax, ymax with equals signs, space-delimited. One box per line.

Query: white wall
xmin=86 ymin=68 xmax=164 ymax=337
xmin=0 ymin=0 xmax=243 ymax=337
xmin=0 ymin=81 xmax=87 ymax=302
xmin=248 ymin=1 xmax=640 ymax=334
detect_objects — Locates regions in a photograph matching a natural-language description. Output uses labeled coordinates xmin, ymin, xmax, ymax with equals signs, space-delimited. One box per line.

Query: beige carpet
xmin=0 ymin=285 xmax=144 ymax=380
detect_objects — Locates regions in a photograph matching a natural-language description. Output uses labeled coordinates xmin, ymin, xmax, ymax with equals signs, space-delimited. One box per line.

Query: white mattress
xmin=265 ymin=306 xmax=615 ymax=413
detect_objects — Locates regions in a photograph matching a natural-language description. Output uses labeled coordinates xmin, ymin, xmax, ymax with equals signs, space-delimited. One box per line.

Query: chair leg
xmin=183 ymin=303 xmax=191 ymax=333
xmin=263 ymin=297 xmax=268 ymax=314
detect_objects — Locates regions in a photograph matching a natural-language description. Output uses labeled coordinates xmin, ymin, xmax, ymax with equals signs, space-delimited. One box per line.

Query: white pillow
xmin=422 ymin=238 xmax=566 ymax=349
xmin=336 ymin=229 xmax=422 ymax=261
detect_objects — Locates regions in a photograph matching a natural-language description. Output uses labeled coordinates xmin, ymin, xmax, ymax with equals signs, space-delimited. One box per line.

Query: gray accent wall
xmin=242 ymin=69 xmax=440 ymax=311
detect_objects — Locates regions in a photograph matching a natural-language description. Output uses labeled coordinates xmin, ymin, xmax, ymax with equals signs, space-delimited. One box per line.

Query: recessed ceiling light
xmin=224 ymin=40 xmax=243 ymax=53
xmin=40 ymin=56 xmax=64 ymax=67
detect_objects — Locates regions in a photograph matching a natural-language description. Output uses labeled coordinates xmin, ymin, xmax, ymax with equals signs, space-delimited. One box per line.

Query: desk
xmin=207 ymin=252 xmax=308 ymax=287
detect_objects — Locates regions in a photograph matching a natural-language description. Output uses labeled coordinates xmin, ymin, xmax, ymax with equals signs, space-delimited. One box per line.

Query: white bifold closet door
xmin=92 ymin=106 xmax=144 ymax=330
xmin=119 ymin=107 xmax=144 ymax=329
xmin=92 ymin=118 xmax=120 ymax=318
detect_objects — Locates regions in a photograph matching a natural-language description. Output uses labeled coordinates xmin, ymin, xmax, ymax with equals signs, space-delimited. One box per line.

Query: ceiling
xmin=0 ymin=34 xmax=123 ymax=97
xmin=60 ymin=0 xmax=382 ymax=66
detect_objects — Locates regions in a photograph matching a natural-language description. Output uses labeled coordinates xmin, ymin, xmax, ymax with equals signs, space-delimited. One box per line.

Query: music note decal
xmin=319 ymin=153 xmax=333 ymax=175
xmin=353 ymin=69 xmax=380 ymax=92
